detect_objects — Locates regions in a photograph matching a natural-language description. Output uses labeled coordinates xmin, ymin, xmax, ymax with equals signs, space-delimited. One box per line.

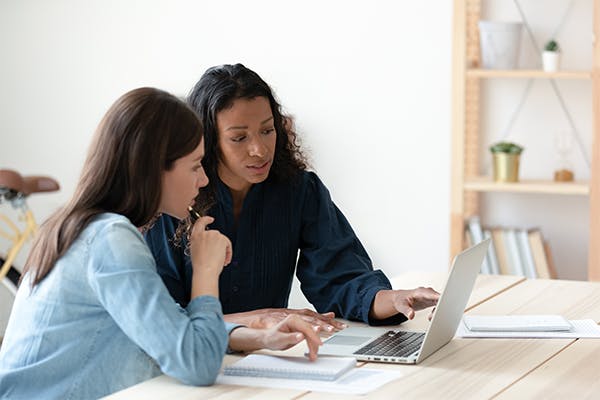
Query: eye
xmin=193 ymin=162 xmax=204 ymax=171
xmin=262 ymin=128 xmax=275 ymax=135
xmin=231 ymin=135 xmax=246 ymax=143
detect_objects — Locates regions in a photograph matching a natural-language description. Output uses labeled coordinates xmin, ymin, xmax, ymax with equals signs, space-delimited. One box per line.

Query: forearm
xmin=191 ymin=270 xmax=219 ymax=299
xmin=224 ymin=311 xmax=261 ymax=328
xmin=369 ymin=290 xmax=398 ymax=320
xmin=227 ymin=327 xmax=264 ymax=352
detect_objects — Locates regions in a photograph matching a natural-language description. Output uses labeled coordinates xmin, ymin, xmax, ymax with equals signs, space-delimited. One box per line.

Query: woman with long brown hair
xmin=0 ymin=87 xmax=321 ymax=399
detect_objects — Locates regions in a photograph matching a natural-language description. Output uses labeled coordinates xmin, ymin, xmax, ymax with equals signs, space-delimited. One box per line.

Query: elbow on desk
xmin=176 ymin=367 xmax=220 ymax=387
xmin=166 ymin=332 xmax=228 ymax=386
xmin=167 ymin=349 xmax=223 ymax=386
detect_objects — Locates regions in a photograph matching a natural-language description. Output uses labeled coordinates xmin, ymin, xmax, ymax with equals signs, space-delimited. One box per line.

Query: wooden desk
xmin=105 ymin=275 xmax=600 ymax=400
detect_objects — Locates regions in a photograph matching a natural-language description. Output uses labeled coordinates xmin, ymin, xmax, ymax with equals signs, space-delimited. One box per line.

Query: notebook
xmin=223 ymin=354 xmax=356 ymax=381
xmin=317 ymin=239 xmax=490 ymax=364
xmin=463 ymin=314 xmax=572 ymax=332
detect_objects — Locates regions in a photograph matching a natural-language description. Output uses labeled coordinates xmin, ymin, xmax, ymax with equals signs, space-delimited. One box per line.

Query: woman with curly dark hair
xmin=145 ymin=64 xmax=439 ymax=332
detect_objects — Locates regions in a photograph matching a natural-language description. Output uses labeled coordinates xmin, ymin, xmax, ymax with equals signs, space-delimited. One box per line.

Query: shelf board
xmin=467 ymin=69 xmax=592 ymax=79
xmin=464 ymin=177 xmax=590 ymax=195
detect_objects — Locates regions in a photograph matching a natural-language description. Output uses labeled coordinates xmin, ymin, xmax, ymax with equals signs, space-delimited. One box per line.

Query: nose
xmin=197 ymin=167 xmax=209 ymax=189
xmin=248 ymin=136 xmax=267 ymax=158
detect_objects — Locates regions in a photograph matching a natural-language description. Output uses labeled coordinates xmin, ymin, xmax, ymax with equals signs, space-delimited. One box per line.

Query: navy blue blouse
xmin=145 ymin=171 xmax=406 ymax=325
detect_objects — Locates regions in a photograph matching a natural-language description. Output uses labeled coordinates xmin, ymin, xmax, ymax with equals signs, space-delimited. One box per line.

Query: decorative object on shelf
xmin=490 ymin=142 xmax=524 ymax=183
xmin=542 ymin=39 xmax=561 ymax=72
xmin=554 ymin=130 xmax=574 ymax=182
xmin=478 ymin=21 xmax=522 ymax=69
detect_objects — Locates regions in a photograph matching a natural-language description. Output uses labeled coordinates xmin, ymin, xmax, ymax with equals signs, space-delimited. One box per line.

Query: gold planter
xmin=492 ymin=153 xmax=520 ymax=182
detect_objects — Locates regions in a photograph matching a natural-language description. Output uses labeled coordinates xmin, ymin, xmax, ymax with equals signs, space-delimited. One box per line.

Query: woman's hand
xmin=370 ymin=287 xmax=440 ymax=321
xmin=228 ymin=315 xmax=324 ymax=360
xmin=189 ymin=216 xmax=232 ymax=298
xmin=224 ymin=308 xmax=347 ymax=332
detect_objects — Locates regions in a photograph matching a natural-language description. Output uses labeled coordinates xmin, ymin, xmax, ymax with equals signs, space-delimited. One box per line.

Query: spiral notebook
xmin=223 ymin=354 xmax=356 ymax=381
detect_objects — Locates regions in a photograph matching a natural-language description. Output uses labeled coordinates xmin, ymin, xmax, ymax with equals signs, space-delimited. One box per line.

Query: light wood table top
xmin=106 ymin=275 xmax=600 ymax=400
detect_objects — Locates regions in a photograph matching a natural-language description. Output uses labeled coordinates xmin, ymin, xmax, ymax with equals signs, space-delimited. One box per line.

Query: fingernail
xmin=313 ymin=326 xmax=320 ymax=332
xmin=296 ymin=333 xmax=304 ymax=340
xmin=326 ymin=325 xmax=333 ymax=332
xmin=341 ymin=323 xmax=348 ymax=328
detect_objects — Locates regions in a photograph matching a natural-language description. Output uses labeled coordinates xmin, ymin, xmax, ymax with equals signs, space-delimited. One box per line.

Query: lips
xmin=247 ymin=160 xmax=271 ymax=174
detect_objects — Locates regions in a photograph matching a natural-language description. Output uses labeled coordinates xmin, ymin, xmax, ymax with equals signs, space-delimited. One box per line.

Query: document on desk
xmin=217 ymin=367 xmax=403 ymax=395
xmin=456 ymin=318 xmax=600 ymax=338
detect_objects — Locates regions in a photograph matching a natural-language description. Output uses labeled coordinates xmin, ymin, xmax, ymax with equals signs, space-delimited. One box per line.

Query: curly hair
xmin=187 ymin=63 xmax=308 ymax=214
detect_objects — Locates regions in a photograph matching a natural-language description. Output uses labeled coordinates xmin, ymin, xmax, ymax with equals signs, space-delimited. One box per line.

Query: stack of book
xmin=465 ymin=216 xmax=556 ymax=279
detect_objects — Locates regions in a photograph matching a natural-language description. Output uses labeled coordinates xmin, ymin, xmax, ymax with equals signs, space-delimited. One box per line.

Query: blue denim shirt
xmin=0 ymin=213 xmax=230 ymax=399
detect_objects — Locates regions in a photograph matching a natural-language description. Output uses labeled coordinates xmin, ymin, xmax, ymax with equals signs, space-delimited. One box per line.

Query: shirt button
xmin=232 ymin=285 xmax=240 ymax=293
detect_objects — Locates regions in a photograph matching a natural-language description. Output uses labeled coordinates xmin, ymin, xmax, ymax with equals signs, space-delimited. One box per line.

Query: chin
xmin=161 ymin=210 xmax=186 ymax=221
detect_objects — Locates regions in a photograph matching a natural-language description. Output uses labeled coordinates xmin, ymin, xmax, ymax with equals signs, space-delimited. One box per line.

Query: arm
xmin=88 ymin=218 xmax=229 ymax=386
xmin=224 ymin=309 xmax=346 ymax=331
xmin=227 ymin=315 xmax=323 ymax=360
xmin=370 ymin=287 xmax=439 ymax=321
xmin=296 ymin=172 xmax=406 ymax=325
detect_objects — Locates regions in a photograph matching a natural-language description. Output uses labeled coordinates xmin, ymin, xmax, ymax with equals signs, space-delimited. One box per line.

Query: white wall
xmin=0 ymin=0 xmax=453 ymax=294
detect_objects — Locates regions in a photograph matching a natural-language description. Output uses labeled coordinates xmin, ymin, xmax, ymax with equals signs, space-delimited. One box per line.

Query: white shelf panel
xmin=464 ymin=177 xmax=590 ymax=195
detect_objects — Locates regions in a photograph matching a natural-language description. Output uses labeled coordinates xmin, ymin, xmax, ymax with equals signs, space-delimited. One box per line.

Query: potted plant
xmin=542 ymin=39 xmax=561 ymax=72
xmin=490 ymin=142 xmax=524 ymax=182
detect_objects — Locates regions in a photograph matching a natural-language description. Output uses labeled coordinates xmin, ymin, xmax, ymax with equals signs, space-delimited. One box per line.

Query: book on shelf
xmin=528 ymin=230 xmax=552 ymax=279
xmin=483 ymin=229 xmax=500 ymax=275
xmin=467 ymin=216 xmax=491 ymax=274
xmin=464 ymin=219 xmax=555 ymax=279
xmin=516 ymin=229 xmax=537 ymax=279
xmin=491 ymin=228 xmax=511 ymax=275
xmin=223 ymin=354 xmax=356 ymax=381
xmin=544 ymin=240 xmax=558 ymax=279
xmin=503 ymin=228 xmax=525 ymax=276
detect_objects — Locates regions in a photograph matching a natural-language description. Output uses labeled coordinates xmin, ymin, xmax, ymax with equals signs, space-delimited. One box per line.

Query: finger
xmin=280 ymin=316 xmax=323 ymax=359
xmin=191 ymin=216 xmax=215 ymax=234
xmin=297 ymin=310 xmax=344 ymax=331
xmin=396 ymin=305 xmax=416 ymax=320
xmin=223 ymin=237 xmax=233 ymax=266
xmin=299 ymin=315 xmax=336 ymax=332
xmin=275 ymin=332 xmax=306 ymax=350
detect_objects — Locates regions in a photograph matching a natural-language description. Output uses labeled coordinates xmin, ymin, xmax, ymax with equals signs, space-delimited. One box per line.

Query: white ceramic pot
xmin=542 ymin=51 xmax=561 ymax=72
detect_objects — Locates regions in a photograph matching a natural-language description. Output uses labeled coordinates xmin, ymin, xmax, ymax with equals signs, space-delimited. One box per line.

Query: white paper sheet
xmin=216 ymin=367 xmax=403 ymax=395
xmin=456 ymin=318 xmax=600 ymax=338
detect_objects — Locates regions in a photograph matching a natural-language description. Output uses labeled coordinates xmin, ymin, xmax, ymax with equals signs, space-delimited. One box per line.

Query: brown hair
xmin=23 ymin=87 xmax=203 ymax=286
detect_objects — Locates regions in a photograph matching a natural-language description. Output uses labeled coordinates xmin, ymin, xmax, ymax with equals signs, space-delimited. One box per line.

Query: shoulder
xmin=85 ymin=213 xmax=153 ymax=268
xmin=86 ymin=213 xmax=141 ymax=242
xmin=284 ymin=170 xmax=328 ymax=193
xmin=300 ymin=171 xmax=331 ymax=199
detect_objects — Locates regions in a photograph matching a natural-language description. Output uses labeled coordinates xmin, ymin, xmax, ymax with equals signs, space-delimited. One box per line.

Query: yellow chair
xmin=0 ymin=169 xmax=59 ymax=340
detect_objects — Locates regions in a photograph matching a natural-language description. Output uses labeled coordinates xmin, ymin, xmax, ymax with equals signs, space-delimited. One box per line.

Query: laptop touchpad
xmin=325 ymin=335 xmax=370 ymax=346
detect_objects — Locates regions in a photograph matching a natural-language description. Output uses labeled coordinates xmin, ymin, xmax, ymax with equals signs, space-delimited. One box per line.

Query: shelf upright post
xmin=451 ymin=0 xmax=482 ymax=261
xmin=589 ymin=0 xmax=600 ymax=280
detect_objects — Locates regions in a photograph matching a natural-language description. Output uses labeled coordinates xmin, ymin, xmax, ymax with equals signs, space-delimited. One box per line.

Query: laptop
xmin=317 ymin=239 xmax=491 ymax=364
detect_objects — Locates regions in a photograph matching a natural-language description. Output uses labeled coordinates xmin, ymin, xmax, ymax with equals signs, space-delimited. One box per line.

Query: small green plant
xmin=489 ymin=141 xmax=524 ymax=155
xmin=544 ymin=39 xmax=560 ymax=52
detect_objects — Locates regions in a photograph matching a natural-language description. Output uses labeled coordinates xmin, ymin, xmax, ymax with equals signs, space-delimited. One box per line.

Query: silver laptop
xmin=317 ymin=239 xmax=490 ymax=364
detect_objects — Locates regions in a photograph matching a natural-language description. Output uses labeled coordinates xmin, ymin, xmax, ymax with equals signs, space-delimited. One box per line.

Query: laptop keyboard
xmin=353 ymin=331 xmax=425 ymax=358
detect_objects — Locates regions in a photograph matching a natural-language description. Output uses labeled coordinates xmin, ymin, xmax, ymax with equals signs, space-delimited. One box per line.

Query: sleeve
xmin=296 ymin=172 xmax=407 ymax=326
xmin=144 ymin=215 xmax=192 ymax=307
xmin=87 ymin=220 xmax=228 ymax=386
